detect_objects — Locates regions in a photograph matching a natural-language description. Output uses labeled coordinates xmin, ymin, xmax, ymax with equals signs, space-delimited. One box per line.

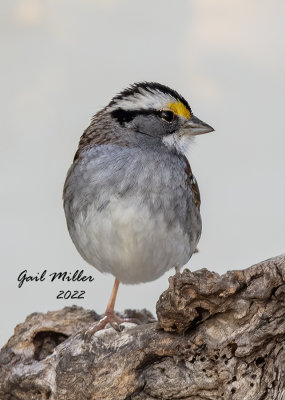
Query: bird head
xmin=107 ymin=82 xmax=214 ymax=156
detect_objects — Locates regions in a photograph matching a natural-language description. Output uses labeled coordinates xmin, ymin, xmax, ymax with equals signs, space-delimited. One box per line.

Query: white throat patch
xmin=162 ymin=132 xmax=195 ymax=160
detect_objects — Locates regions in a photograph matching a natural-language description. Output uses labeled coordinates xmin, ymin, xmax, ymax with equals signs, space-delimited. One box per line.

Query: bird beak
xmin=184 ymin=115 xmax=214 ymax=136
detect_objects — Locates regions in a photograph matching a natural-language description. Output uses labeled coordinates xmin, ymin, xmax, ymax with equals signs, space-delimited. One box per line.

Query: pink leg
xmin=85 ymin=278 xmax=135 ymax=337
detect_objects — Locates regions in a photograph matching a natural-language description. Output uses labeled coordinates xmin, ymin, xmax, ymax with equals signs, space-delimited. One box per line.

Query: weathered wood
xmin=1 ymin=254 xmax=285 ymax=399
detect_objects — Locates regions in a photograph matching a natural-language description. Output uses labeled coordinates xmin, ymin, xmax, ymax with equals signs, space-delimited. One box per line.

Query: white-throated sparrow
xmin=63 ymin=82 xmax=213 ymax=332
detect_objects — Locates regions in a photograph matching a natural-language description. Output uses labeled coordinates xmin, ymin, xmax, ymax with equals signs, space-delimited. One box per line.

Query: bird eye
xmin=159 ymin=110 xmax=174 ymax=123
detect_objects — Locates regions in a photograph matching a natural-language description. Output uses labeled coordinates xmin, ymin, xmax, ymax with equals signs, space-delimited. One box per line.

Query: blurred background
xmin=1 ymin=0 xmax=284 ymax=346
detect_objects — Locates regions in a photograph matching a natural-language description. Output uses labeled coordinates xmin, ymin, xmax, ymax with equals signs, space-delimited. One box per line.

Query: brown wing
xmin=183 ymin=155 xmax=201 ymax=209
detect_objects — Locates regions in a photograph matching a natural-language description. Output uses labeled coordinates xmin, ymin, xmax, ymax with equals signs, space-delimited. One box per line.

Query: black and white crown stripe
xmin=107 ymin=82 xmax=191 ymax=113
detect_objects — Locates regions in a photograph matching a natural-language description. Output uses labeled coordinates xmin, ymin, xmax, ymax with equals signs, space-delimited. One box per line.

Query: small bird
xmin=63 ymin=82 xmax=213 ymax=332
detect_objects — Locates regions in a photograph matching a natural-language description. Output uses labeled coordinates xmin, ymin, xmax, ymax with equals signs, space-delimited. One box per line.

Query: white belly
xmin=69 ymin=197 xmax=192 ymax=284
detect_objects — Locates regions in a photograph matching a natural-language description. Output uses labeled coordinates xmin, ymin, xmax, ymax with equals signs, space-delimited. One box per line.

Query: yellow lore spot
xmin=168 ymin=101 xmax=191 ymax=119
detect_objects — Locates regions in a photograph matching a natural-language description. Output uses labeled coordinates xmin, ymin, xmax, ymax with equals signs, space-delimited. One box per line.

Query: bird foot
xmin=84 ymin=310 xmax=140 ymax=339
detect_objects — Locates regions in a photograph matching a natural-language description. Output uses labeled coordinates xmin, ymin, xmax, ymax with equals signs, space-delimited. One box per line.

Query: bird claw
xmin=110 ymin=320 xmax=124 ymax=332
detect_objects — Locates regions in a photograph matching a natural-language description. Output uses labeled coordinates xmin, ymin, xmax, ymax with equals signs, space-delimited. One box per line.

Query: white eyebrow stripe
xmin=108 ymin=88 xmax=177 ymax=111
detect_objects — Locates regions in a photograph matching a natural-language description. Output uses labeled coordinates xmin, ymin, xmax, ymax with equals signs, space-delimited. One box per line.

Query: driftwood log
xmin=1 ymin=254 xmax=285 ymax=400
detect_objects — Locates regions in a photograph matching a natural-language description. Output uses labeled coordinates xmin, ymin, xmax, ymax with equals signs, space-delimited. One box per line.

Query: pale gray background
xmin=1 ymin=0 xmax=284 ymax=346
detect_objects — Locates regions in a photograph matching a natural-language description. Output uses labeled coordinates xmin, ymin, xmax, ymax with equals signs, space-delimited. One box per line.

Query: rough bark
xmin=1 ymin=254 xmax=285 ymax=400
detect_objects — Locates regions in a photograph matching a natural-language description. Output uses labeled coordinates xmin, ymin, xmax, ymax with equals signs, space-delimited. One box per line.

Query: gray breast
xmin=63 ymin=143 xmax=201 ymax=284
